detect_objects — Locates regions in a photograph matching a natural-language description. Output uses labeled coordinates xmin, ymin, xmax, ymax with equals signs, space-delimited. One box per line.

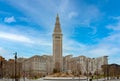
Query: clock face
xmin=55 ymin=36 xmax=60 ymax=39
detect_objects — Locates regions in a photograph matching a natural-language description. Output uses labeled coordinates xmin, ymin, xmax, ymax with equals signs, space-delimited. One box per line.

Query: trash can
xmin=89 ymin=79 xmax=92 ymax=81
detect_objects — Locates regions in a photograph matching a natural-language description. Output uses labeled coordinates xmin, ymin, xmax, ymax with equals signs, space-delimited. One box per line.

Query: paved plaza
xmin=0 ymin=78 xmax=120 ymax=81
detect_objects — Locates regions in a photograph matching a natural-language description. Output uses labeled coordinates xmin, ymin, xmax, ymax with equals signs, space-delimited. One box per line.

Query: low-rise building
xmin=22 ymin=55 xmax=53 ymax=77
xmin=63 ymin=55 xmax=108 ymax=75
xmin=1 ymin=59 xmax=22 ymax=78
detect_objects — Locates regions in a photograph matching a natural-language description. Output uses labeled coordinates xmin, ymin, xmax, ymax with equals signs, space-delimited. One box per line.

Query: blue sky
xmin=0 ymin=0 xmax=120 ymax=64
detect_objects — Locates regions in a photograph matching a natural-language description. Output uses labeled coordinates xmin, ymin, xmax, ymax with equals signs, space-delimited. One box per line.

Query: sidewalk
xmin=43 ymin=76 xmax=87 ymax=80
xmin=105 ymin=79 xmax=120 ymax=81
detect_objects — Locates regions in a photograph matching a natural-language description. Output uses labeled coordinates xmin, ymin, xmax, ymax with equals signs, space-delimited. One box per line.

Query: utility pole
xmin=14 ymin=52 xmax=17 ymax=81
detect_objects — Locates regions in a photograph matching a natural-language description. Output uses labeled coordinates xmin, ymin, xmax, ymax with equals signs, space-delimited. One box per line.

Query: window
xmin=55 ymin=36 xmax=60 ymax=39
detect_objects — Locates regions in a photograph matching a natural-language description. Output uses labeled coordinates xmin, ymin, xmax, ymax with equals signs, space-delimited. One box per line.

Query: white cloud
xmin=4 ymin=16 xmax=16 ymax=23
xmin=63 ymin=28 xmax=120 ymax=62
xmin=63 ymin=37 xmax=88 ymax=56
xmin=0 ymin=24 xmax=52 ymax=49
xmin=59 ymin=0 xmax=69 ymax=13
xmin=0 ymin=47 xmax=7 ymax=55
xmin=6 ymin=0 xmax=102 ymax=35
xmin=107 ymin=17 xmax=120 ymax=31
xmin=68 ymin=11 xmax=78 ymax=19
xmin=111 ymin=16 xmax=120 ymax=20
xmin=81 ymin=5 xmax=101 ymax=25
xmin=0 ymin=32 xmax=34 ymax=43
xmin=0 ymin=47 xmax=12 ymax=59
xmin=109 ymin=57 xmax=120 ymax=64
xmin=1 ymin=0 xmax=119 ymax=64
xmin=87 ymin=45 xmax=120 ymax=57
xmin=84 ymin=32 xmax=120 ymax=58
xmin=83 ymin=17 xmax=120 ymax=58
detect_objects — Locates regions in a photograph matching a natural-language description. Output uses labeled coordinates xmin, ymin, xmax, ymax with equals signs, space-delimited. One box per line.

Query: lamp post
xmin=14 ymin=52 xmax=17 ymax=81
xmin=0 ymin=57 xmax=3 ymax=79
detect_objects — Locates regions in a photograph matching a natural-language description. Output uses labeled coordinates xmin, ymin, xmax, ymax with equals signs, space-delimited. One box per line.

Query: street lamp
xmin=14 ymin=52 xmax=17 ymax=81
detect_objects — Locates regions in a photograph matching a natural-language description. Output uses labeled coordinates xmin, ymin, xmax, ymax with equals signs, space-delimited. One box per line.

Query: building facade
xmin=0 ymin=58 xmax=22 ymax=78
xmin=0 ymin=56 xmax=5 ymax=78
xmin=63 ymin=55 xmax=108 ymax=75
xmin=22 ymin=55 xmax=53 ymax=77
xmin=102 ymin=64 xmax=120 ymax=79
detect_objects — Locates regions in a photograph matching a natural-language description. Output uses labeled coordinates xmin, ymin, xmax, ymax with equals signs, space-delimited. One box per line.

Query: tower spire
xmin=54 ymin=14 xmax=62 ymax=33
xmin=57 ymin=13 xmax=59 ymax=18
xmin=53 ymin=14 xmax=63 ymax=72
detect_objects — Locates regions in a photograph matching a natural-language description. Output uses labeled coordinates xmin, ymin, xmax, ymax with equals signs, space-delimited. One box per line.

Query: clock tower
xmin=53 ymin=14 xmax=63 ymax=72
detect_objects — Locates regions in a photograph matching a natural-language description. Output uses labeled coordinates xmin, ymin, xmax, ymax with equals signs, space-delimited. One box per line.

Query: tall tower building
xmin=53 ymin=14 xmax=63 ymax=72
